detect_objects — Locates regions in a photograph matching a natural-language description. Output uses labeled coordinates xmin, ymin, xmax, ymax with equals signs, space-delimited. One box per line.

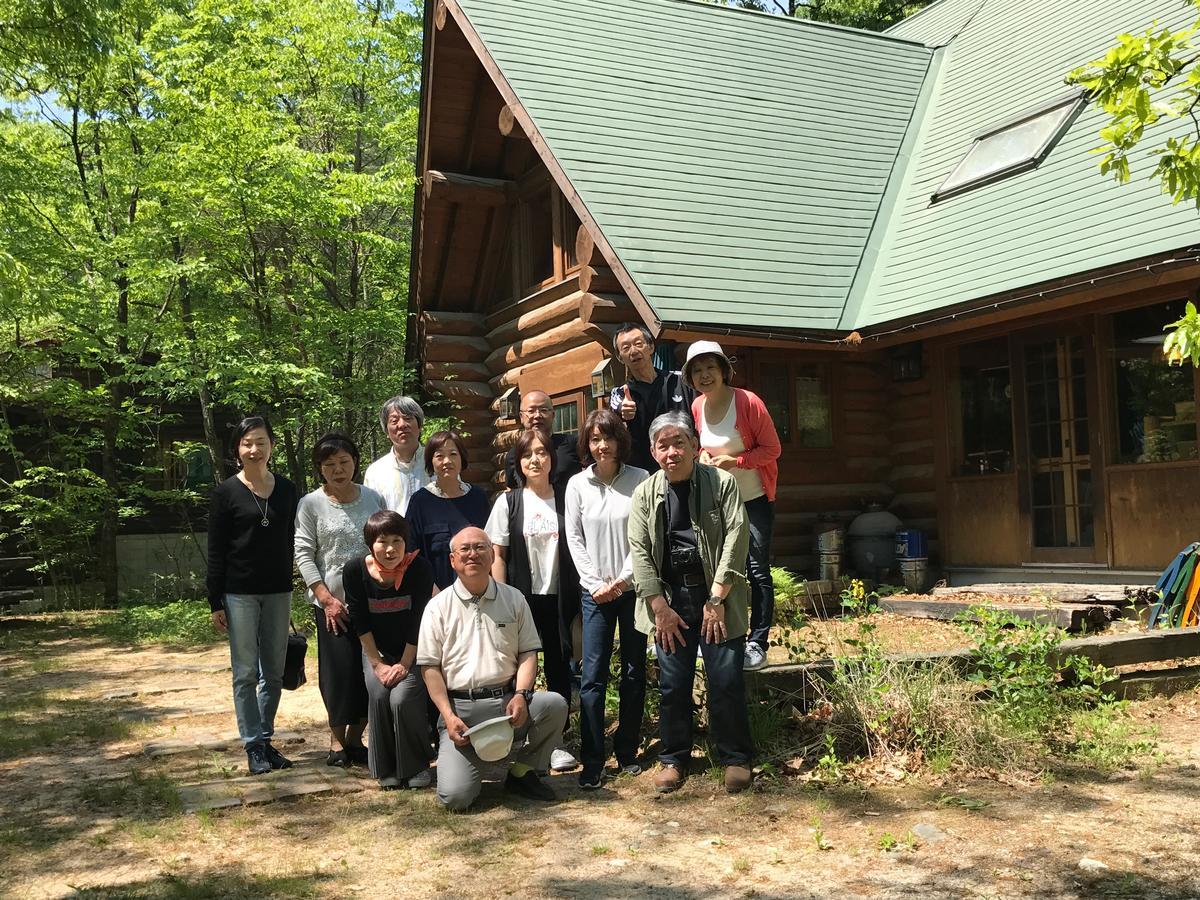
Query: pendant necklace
xmin=251 ymin=492 xmax=270 ymax=528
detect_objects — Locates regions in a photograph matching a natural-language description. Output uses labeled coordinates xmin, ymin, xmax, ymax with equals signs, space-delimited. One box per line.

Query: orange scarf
xmin=372 ymin=550 xmax=420 ymax=589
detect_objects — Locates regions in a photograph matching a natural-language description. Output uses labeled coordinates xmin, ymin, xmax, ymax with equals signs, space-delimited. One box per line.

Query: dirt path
xmin=3 ymin=614 xmax=1200 ymax=899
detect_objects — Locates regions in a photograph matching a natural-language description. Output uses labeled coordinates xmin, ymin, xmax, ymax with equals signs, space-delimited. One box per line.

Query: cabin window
xmin=551 ymin=391 xmax=584 ymax=438
xmin=949 ymin=338 xmax=1013 ymax=475
xmin=1111 ymin=299 xmax=1197 ymax=464
xmin=756 ymin=361 xmax=833 ymax=449
xmin=933 ymin=92 xmax=1086 ymax=201
xmin=562 ymin=196 xmax=582 ymax=272
xmin=510 ymin=177 xmax=588 ymax=300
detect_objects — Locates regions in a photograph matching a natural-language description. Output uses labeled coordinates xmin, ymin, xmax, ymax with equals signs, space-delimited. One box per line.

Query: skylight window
xmin=932 ymin=92 xmax=1087 ymax=201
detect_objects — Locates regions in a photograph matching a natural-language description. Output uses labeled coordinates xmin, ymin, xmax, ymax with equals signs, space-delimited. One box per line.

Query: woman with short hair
xmin=404 ymin=430 xmax=489 ymax=590
xmin=295 ymin=433 xmax=386 ymax=766
xmin=564 ymin=408 xmax=650 ymax=789
xmin=486 ymin=427 xmax=581 ymax=774
xmin=683 ymin=340 xmax=782 ymax=673
xmin=343 ymin=510 xmax=436 ymax=789
xmin=207 ymin=416 xmax=300 ymax=776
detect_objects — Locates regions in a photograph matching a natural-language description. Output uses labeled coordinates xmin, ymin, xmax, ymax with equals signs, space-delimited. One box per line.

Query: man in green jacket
xmin=627 ymin=410 xmax=754 ymax=795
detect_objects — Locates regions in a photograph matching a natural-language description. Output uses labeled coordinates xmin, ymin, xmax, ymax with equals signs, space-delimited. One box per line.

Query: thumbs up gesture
xmin=619 ymin=384 xmax=636 ymax=421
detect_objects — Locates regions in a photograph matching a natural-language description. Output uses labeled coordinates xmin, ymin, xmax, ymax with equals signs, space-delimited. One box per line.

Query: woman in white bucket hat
xmin=682 ymin=341 xmax=782 ymax=673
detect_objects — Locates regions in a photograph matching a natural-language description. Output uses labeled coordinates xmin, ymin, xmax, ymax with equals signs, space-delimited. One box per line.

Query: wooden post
xmin=497 ymin=105 xmax=528 ymax=140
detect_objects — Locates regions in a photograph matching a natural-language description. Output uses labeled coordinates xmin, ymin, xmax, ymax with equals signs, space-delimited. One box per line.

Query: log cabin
xmin=410 ymin=0 xmax=1200 ymax=585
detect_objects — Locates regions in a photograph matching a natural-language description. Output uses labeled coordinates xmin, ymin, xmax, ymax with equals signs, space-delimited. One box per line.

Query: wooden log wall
xmin=422 ymin=310 xmax=498 ymax=486
xmin=885 ymin=345 xmax=939 ymax=562
xmin=768 ymin=357 xmax=894 ymax=575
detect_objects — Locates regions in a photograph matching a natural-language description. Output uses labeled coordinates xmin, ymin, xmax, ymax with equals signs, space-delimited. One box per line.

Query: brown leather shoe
xmin=724 ymin=765 xmax=752 ymax=794
xmin=654 ymin=765 xmax=685 ymax=794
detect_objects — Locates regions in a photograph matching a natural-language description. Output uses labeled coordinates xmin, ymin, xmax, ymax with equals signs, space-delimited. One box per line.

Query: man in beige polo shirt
xmin=419 ymin=526 xmax=568 ymax=811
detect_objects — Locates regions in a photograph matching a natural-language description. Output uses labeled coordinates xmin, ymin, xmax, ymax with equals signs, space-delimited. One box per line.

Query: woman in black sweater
xmin=207 ymin=416 xmax=300 ymax=776
xmin=343 ymin=510 xmax=436 ymax=789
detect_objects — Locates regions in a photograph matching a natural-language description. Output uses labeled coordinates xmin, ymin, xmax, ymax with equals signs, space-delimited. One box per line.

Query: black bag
xmin=283 ymin=621 xmax=307 ymax=691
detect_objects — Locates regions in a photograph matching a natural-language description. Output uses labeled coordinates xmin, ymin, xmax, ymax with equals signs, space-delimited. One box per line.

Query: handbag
xmin=283 ymin=620 xmax=307 ymax=691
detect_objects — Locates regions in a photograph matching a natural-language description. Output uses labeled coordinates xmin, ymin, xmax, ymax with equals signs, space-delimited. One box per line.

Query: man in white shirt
xmin=363 ymin=395 xmax=428 ymax=514
xmin=418 ymin=526 xmax=568 ymax=811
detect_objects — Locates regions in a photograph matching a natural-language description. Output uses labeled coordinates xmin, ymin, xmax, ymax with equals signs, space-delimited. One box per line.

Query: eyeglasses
xmin=453 ymin=542 xmax=492 ymax=556
xmin=521 ymin=407 xmax=552 ymax=416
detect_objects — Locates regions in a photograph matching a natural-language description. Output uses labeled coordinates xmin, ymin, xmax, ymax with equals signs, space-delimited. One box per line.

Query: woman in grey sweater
xmin=295 ymin=433 xmax=386 ymax=766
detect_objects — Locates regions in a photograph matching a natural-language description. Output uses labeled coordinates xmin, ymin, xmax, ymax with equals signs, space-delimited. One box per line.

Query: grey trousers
xmin=436 ymin=691 xmax=568 ymax=811
xmin=362 ymin=656 xmax=433 ymax=784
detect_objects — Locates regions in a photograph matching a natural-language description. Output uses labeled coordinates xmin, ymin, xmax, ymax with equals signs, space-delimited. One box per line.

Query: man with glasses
xmin=609 ymin=324 xmax=695 ymax=472
xmin=503 ymin=389 xmax=581 ymax=492
xmin=364 ymin=395 xmax=428 ymax=514
xmin=418 ymin=526 xmax=568 ymax=811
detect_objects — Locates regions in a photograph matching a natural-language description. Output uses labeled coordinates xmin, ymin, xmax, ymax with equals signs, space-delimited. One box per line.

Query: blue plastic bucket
xmin=894 ymin=529 xmax=927 ymax=560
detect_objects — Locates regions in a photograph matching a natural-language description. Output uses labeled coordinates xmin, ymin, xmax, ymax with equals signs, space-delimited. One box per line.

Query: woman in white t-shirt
xmin=564 ymin=408 xmax=650 ymax=790
xmin=486 ymin=427 xmax=579 ymax=774
xmin=683 ymin=340 xmax=782 ymax=674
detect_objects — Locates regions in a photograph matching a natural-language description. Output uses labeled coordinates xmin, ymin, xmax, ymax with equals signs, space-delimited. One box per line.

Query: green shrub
xmin=97 ymin=600 xmax=222 ymax=647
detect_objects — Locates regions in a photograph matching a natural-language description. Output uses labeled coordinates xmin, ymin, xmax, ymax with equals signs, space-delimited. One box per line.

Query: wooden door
xmin=1013 ymin=327 xmax=1106 ymax=563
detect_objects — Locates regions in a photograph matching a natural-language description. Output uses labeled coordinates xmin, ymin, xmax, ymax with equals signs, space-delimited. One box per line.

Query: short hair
xmin=423 ymin=430 xmax=469 ymax=476
xmin=379 ymin=395 xmax=425 ymax=433
xmin=230 ymin=416 xmax=275 ymax=460
xmin=363 ymin=510 xmax=411 ymax=547
xmin=682 ymin=352 xmax=733 ymax=390
xmin=511 ymin=427 xmax=557 ymax=487
xmin=615 ymin=322 xmax=653 ymax=347
xmin=578 ymin=408 xmax=632 ymax=466
xmin=312 ymin=433 xmax=361 ymax=483
xmin=648 ymin=411 xmax=698 ymax=447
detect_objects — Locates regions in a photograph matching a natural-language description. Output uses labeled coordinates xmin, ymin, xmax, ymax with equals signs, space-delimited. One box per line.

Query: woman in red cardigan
xmin=684 ymin=340 xmax=782 ymax=672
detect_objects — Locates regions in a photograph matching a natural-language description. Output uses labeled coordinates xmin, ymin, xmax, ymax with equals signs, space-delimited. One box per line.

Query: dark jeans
xmin=580 ymin=589 xmax=647 ymax=773
xmin=656 ymin=602 xmax=753 ymax=769
xmin=528 ymin=593 xmax=572 ymax=711
xmin=745 ymin=496 xmax=776 ymax=649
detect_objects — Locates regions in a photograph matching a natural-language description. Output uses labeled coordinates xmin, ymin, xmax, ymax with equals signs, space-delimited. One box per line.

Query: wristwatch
xmin=517 ymin=689 xmax=534 ymax=703
xmin=706 ymin=595 xmax=725 ymax=608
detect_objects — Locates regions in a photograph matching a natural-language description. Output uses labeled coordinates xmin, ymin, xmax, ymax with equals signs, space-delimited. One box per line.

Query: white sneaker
xmin=550 ymin=748 xmax=579 ymax=772
xmin=406 ymin=769 xmax=432 ymax=789
xmin=744 ymin=642 xmax=767 ymax=671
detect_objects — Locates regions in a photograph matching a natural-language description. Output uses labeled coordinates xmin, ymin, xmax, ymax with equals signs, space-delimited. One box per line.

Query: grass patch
xmin=69 ymin=870 xmax=330 ymax=899
xmin=79 ymin=770 xmax=183 ymax=817
xmin=0 ymin=693 xmax=131 ymax=760
xmin=93 ymin=601 xmax=221 ymax=647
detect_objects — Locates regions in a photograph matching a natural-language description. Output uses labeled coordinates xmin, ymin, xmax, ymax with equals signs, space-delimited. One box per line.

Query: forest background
xmin=0 ymin=0 xmax=929 ymax=603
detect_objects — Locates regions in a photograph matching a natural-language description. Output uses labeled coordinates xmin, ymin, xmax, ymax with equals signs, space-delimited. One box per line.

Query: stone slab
xmin=179 ymin=768 xmax=363 ymax=813
xmin=144 ymin=730 xmax=305 ymax=758
xmin=102 ymin=684 xmax=199 ymax=701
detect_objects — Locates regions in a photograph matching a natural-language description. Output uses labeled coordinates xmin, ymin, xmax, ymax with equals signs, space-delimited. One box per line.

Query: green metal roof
xmin=454 ymin=0 xmax=934 ymax=332
xmin=849 ymin=0 xmax=1200 ymax=331
xmin=450 ymin=0 xmax=1200 ymax=336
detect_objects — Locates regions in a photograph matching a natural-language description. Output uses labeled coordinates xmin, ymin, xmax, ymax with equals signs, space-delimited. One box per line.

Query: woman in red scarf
xmin=343 ymin=510 xmax=435 ymax=789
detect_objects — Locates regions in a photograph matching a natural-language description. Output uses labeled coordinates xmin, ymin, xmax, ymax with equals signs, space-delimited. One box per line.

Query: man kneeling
xmin=418 ymin=526 xmax=568 ymax=811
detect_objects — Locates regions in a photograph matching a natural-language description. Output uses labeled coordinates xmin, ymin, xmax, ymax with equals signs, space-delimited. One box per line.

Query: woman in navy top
xmin=404 ymin=431 xmax=489 ymax=590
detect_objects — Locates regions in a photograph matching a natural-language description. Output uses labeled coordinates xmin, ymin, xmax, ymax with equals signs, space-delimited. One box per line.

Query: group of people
xmin=205 ymin=323 xmax=782 ymax=809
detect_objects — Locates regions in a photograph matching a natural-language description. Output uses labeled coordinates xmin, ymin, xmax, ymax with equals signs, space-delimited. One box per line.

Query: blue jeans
xmin=656 ymin=615 xmax=753 ymax=769
xmin=580 ymin=590 xmax=647 ymax=774
xmin=745 ymin=496 xmax=776 ymax=649
xmin=224 ymin=592 xmax=292 ymax=747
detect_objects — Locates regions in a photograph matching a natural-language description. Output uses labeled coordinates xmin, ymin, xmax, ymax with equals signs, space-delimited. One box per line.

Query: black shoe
xmin=617 ymin=762 xmax=643 ymax=777
xmin=246 ymin=744 xmax=271 ymax=776
xmin=263 ymin=743 xmax=293 ymax=770
xmin=505 ymin=769 xmax=555 ymax=802
xmin=326 ymin=749 xmax=349 ymax=768
xmin=578 ymin=769 xmax=603 ymax=790
xmin=346 ymin=745 xmax=369 ymax=767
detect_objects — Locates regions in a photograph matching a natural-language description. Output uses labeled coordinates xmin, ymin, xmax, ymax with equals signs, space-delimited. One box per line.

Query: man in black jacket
xmin=608 ymin=323 xmax=695 ymax=472
xmin=503 ymin=390 xmax=581 ymax=492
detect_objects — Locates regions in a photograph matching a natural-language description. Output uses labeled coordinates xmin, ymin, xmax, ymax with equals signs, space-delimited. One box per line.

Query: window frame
xmin=750 ymin=355 xmax=838 ymax=454
xmin=945 ymin=336 xmax=1016 ymax=478
xmin=931 ymin=90 xmax=1088 ymax=202
xmin=550 ymin=390 xmax=586 ymax=440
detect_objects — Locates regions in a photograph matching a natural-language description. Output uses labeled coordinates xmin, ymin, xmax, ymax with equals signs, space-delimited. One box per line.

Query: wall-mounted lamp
xmin=591 ymin=357 xmax=623 ymax=399
xmin=499 ymin=386 xmax=520 ymax=421
xmin=890 ymin=344 xmax=923 ymax=382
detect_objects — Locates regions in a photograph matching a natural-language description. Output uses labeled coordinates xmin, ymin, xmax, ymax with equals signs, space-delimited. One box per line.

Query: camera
xmin=670 ymin=546 xmax=701 ymax=571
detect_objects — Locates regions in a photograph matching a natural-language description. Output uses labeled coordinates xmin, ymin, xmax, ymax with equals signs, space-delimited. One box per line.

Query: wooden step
xmin=0 ymin=589 xmax=35 ymax=607
xmin=0 ymin=556 xmax=34 ymax=573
